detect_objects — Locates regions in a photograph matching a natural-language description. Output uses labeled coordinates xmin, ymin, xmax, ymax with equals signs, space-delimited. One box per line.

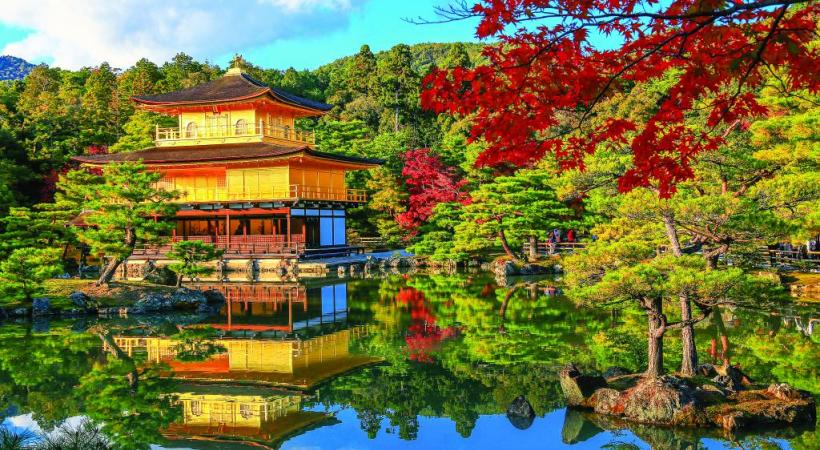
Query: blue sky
xmin=0 ymin=1 xmax=481 ymax=71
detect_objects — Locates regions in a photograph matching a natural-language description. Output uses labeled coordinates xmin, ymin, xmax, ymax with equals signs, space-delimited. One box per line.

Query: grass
xmin=25 ymin=279 xmax=175 ymax=309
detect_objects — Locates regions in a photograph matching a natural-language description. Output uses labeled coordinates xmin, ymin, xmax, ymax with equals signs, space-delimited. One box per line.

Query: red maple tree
xmin=397 ymin=148 xmax=469 ymax=231
xmin=421 ymin=0 xmax=819 ymax=196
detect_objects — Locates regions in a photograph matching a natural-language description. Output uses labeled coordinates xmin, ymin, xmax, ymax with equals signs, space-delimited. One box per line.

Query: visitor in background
xmin=566 ymin=229 xmax=575 ymax=243
xmin=548 ymin=231 xmax=558 ymax=255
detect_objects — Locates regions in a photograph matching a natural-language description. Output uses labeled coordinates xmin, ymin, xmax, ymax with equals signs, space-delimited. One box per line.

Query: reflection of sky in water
xmin=2 ymin=408 xmax=800 ymax=450
xmin=283 ymin=408 xmax=649 ymax=450
xmin=2 ymin=414 xmax=90 ymax=441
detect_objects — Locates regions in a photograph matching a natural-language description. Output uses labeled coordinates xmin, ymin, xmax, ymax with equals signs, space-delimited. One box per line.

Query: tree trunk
xmin=97 ymin=331 xmax=139 ymax=393
xmin=528 ymin=236 xmax=538 ymax=260
xmin=679 ymin=294 xmax=698 ymax=376
xmin=662 ymin=212 xmax=698 ymax=376
xmin=97 ymin=257 xmax=122 ymax=286
xmin=97 ymin=227 xmax=137 ymax=286
xmin=497 ymin=229 xmax=521 ymax=263
xmin=176 ymin=274 xmax=183 ymax=288
xmin=705 ymin=252 xmax=720 ymax=269
xmin=662 ymin=213 xmax=682 ymax=257
xmin=646 ymin=297 xmax=665 ymax=378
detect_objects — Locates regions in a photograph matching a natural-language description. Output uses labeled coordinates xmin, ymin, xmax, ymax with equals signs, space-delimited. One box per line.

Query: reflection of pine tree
xmin=356 ymin=409 xmax=382 ymax=439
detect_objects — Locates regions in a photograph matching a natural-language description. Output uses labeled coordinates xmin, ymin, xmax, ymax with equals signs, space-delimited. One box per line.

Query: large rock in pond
xmin=621 ymin=376 xmax=699 ymax=425
xmin=69 ymin=291 xmax=96 ymax=309
xmin=506 ymin=396 xmax=536 ymax=430
xmin=170 ymin=288 xmax=208 ymax=308
xmin=559 ymin=363 xmax=607 ymax=407
xmin=32 ymin=298 xmax=50 ymax=316
xmin=592 ymin=388 xmax=623 ymax=415
xmin=708 ymin=383 xmax=816 ymax=432
xmin=134 ymin=292 xmax=171 ymax=312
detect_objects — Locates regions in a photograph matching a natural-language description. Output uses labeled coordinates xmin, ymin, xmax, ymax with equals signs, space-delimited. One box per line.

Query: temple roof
xmin=133 ymin=71 xmax=332 ymax=112
xmin=72 ymin=143 xmax=382 ymax=166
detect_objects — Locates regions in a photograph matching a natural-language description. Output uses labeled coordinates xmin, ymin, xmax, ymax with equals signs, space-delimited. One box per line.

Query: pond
xmin=0 ymin=273 xmax=817 ymax=449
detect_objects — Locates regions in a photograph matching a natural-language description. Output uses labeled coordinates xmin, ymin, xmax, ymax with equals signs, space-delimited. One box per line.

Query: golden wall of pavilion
xmin=154 ymin=161 xmax=347 ymax=203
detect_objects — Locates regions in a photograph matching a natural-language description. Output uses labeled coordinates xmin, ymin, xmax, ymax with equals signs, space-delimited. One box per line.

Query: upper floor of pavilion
xmin=133 ymin=65 xmax=331 ymax=148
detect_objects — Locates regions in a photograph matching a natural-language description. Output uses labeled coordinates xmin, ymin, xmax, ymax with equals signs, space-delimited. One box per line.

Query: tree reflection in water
xmin=0 ymin=273 xmax=816 ymax=449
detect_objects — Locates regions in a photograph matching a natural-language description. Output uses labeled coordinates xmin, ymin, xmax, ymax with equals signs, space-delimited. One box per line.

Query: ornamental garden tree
xmin=564 ymin=245 xmax=782 ymax=377
xmin=166 ymin=240 xmax=224 ymax=287
xmin=550 ymin=73 xmax=817 ymax=375
xmin=452 ymin=167 xmax=578 ymax=262
xmin=0 ymin=247 xmax=63 ymax=303
xmin=59 ymin=162 xmax=178 ymax=285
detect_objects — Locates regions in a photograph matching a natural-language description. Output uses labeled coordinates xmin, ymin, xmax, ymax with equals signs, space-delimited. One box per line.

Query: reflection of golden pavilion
xmin=114 ymin=327 xmax=376 ymax=389
xmin=197 ymin=282 xmax=348 ymax=333
xmin=163 ymin=385 xmax=338 ymax=448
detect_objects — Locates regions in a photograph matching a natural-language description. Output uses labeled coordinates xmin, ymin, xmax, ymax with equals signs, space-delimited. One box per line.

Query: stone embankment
xmin=0 ymin=287 xmax=226 ymax=319
xmin=559 ymin=363 xmax=816 ymax=433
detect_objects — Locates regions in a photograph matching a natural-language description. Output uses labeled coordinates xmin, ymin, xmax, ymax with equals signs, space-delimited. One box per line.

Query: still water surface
xmin=1 ymin=274 xmax=817 ymax=449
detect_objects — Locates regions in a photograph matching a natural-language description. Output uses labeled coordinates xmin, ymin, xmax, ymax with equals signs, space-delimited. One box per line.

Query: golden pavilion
xmin=73 ymin=64 xmax=381 ymax=260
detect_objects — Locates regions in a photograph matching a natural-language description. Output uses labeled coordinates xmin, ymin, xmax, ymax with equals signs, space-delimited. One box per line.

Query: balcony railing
xmin=155 ymin=123 xmax=315 ymax=146
xmin=133 ymin=234 xmax=306 ymax=257
xmin=156 ymin=183 xmax=367 ymax=203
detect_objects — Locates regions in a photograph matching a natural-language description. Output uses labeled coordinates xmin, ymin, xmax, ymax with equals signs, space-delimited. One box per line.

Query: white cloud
xmin=0 ymin=0 xmax=366 ymax=69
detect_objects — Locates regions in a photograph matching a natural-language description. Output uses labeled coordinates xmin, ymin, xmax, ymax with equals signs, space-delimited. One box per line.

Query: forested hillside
xmin=0 ymin=42 xmax=481 ymax=238
xmin=0 ymin=55 xmax=34 ymax=81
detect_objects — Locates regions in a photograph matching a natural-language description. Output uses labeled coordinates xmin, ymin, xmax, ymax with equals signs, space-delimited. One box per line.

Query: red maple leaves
xmin=397 ymin=148 xmax=469 ymax=232
xmin=422 ymin=0 xmax=819 ymax=196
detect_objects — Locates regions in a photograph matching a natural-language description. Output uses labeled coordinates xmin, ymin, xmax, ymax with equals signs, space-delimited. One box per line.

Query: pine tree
xmin=453 ymin=168 xmax=577 ymax=262
xmin=166 ymin=241 xmax=223 ymax=287
xmin=60 ymin=162 xmax=178 ymax=285
xmin=81 ymin=63 xmax=119 ymax=145
xmin=0 ymin=247 xmax=63 ymax=303
xmin=348 ymin=44 xmax=378 ymax=97
xmin=377 ymin=44 xmax=419 ymax=132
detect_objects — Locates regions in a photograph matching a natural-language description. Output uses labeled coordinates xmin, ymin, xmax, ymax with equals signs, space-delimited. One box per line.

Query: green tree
xmin=366 ymin=167 xmax=408 ymax=246
xmin=347 ymin=44 xmax=378 ymax=97
xmin=444 ymin=42 xmax=472 ymax=69
xmin=166 ymin=240 xmax=223 ymax=287
xmin=81 ymin=63 xmax=119 ymax=145
xmin=0 ymin=247 xmax=63 ymax=302
xmin=377 ymin=44 xmax=419 ymax=132
xmin=453 ymin=168 xmax=576 ymax=262
xmin=59 ymin=162 xmax=178 ymax=285
xmin=407 ymin=202 xmax=467 ymax=262
xmin=109 ymin=111 xmax=175 ymax=153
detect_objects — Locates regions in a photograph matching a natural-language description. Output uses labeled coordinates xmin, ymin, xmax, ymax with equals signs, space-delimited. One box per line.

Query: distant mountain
xmin=0 ymin=55 xmax=35 ymax=81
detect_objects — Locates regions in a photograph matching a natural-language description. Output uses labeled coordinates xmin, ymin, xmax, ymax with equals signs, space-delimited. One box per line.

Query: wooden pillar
xmin=286 ymin=212 xmax=291 ymax=244
xmin=288 ymin=295 xmax=293 ymax=332
xmin=226 ymin=214 xmax=231 ymax=245
xmin=227 ymin=299 xmax=232 ymax=330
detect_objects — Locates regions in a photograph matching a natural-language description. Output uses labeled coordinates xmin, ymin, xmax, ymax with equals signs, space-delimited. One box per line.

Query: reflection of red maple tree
xmin=395 ymin=287 xmax=459 ymax=362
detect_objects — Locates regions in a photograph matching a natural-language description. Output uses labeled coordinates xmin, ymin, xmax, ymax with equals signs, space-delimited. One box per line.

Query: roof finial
xmin=226 ymin=54 xmax=246 ymax=76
